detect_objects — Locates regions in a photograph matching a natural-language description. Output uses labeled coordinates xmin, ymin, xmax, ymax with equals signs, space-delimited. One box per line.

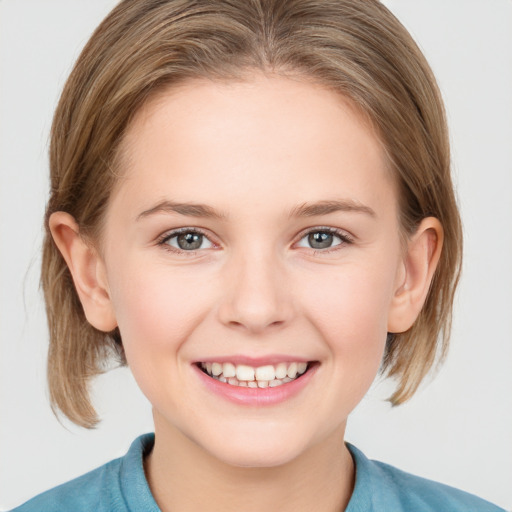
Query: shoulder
xmin=9 ymin=457 xmax=124 ymax=512
xmin=9 ymin=434 xmax=158 ymax=512
xmin=346 ymin=443 xmax=506 ymax=512
xmin=9 ymin=460 xmax=117 ymax=512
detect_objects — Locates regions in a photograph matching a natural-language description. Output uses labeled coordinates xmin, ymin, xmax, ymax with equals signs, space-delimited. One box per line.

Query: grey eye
xmin=166 ymin=231 xmax=214 ymax=251
xmin=297 ymin=230 xmax=345 ymax=250
xmin=308 ymin=232 xmax=337 ymax=249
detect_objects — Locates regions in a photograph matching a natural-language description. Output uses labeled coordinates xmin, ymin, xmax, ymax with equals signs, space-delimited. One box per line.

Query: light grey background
xmin=1 ymin=0 xmax=511 ymax=509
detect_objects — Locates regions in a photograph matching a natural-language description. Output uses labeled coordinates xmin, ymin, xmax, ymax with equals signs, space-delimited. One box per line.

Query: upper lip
xmin=194 ymin=355 xmax=313 ymax=366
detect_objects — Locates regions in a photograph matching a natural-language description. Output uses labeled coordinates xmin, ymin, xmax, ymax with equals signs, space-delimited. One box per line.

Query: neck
xmin=145 ymin=416 xmax=354 ymax=512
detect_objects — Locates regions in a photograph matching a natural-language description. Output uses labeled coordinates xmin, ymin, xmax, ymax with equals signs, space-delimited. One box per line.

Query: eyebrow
xmin=137 ymin=201 xmax=228 ymax=221
xmin=136 ymin=198 xmax=376 ymax=221
xmin=287 ymin=199 xmax=376 ymax=219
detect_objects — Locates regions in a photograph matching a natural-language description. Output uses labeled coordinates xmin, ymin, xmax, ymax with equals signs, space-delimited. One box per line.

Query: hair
xmin=42 ymin=0 xmax=462 ymax=428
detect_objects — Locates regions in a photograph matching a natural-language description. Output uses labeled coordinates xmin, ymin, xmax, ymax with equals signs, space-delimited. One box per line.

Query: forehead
xmin=111 ymin=73 xmax=395 ymax=221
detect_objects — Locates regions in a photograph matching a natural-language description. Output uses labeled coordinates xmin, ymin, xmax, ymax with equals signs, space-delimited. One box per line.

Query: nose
xmin=216 ymin=247 xmax=295 ymax=334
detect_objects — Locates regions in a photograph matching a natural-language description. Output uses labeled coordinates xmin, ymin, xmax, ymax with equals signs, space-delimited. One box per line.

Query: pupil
xmin=309 ymin=232 xmax=332 ymax=249
xmin=178 ymin=232 xmax=202 ymax=250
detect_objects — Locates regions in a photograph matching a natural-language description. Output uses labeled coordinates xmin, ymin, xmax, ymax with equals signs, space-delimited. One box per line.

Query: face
xmin=99 ymin=74 xmax=406 ymax=467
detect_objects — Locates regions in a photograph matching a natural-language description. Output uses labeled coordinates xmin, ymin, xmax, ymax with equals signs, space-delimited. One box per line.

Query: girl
xmin=4 ymin=1 xmax=509 ymax=510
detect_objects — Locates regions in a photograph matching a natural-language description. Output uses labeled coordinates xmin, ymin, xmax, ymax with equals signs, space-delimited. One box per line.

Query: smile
xmin=199 ymin=361 xmax=309 ymax=388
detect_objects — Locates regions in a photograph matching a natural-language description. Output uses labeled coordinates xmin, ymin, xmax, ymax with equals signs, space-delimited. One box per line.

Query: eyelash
xmin=156 ymin=226 xmax=354 ymax=256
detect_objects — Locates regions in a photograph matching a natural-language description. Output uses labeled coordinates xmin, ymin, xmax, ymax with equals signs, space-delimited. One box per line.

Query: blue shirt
xmin=10 ymin=433 xmax=505 ymax=511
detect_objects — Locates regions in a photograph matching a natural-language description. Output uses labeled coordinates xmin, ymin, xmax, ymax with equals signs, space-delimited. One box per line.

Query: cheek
xmin=106 ymin=263 xmax=217 ymax=414
xmin=299 ymin=258 xmax=397 ymax=380
xmin=304 ymin=258 xmax=396 ymax=335
xmin=108 ymin=263 xmax=208 ymax=364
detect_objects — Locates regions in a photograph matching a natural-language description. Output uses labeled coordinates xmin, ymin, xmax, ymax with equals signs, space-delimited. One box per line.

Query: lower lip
xmin=193 ymin=363 xmax=318 ymax=406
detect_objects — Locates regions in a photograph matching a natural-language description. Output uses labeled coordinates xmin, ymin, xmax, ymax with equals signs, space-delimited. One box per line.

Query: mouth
xmin=196 ymin=361 xmax=313 ymax=388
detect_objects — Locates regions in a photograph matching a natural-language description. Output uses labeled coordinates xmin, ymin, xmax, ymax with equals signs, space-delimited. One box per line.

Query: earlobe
xmin=49 ymin=212 xmax=117 ymax=332
xmin=387 ymin=217 xmax=444 ymax=333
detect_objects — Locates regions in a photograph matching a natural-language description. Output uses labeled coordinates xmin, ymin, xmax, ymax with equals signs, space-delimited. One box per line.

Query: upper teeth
xmin=201 ymin=361 xmax=308 ymax=387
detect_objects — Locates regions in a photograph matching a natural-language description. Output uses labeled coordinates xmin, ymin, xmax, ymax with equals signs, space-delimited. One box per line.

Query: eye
xmin=157 ymin=226 xmax=352 ymax=255
xmin=296 ymin=227 xmax=353 ymax=251
xmin=158 ymin=228 xmax=214 ymax=252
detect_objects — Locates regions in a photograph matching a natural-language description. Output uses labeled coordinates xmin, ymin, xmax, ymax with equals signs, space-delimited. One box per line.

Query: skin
xmin=50 ymin=73 xmax=442 ymax=511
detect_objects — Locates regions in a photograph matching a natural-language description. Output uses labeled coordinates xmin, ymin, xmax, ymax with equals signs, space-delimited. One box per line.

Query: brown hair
xmin=42 ymin=0 xmax=462 ymax=427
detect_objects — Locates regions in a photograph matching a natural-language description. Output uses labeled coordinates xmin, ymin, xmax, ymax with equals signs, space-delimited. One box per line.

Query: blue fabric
xmin=11 ymin=433 xmax=505 ymax=511
xmin=10 ymin=434 xmax=160 ymax=512
xmin=345 ymin=444 xmax=505 ymax=512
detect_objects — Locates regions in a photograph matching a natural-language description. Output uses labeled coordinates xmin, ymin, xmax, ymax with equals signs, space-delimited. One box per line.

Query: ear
xmin=49 ymin=212 xmax=117 ymax=332
xmin=387 ymin=217 xmax=444 ymax=333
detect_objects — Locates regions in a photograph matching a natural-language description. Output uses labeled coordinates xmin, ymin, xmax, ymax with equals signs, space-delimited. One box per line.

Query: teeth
xmin=236 ymin=364 xmax=255 ymax=381
xmin=275 ymin=363 xmax=288 ymax=379
xmin=200 ymin=361 xmax=310 ymax=388
xmin=287 ymin=362 xmax=298 ymax=379
xmin=223 ymin=362 xmax=236 ymax=378
xmin=255 ymin=365 xmax=275 ymax=381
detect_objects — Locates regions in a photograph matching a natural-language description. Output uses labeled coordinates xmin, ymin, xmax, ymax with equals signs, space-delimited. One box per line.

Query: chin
xmin=214 ymin=444 xmax=304 ymax=469
xmin=199 ymin=427 xmax=311 ymax=469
